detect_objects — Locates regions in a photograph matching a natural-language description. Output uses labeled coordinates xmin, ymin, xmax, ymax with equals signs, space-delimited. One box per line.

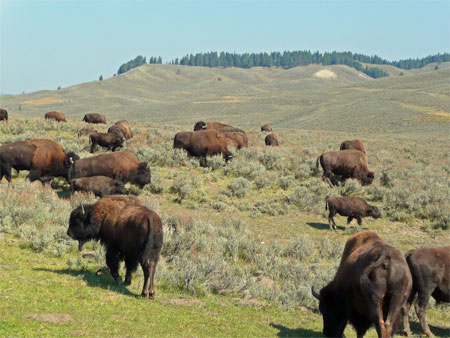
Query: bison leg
xmin=105 ymin=246 xmax=121 ymax=284
xmin=124 ymin=257 xmax=138 ymax=286
xmin=347 ymin=216 xmax=353 ymax=224
xmin=90 ymin=143 xmax=96 ymax=153
xmin=328 ymin=211 xmax=337 ymax=231
xmin=0 ymin=163 xmax=12 ymax=183
xmin=415 ymin=290 xmax=434 ymax=337
xmin=356 ymin=216 xmax=363 ymax=226
xmin=402 ymin=293 xmax=414 ymax=337
xmin=140 ymin=248 xmax=160 ymax=299
xmin=26 ymin=168 xmax=42 ymax=182
xmin=322 ymin=170 xmax=334 ymax=188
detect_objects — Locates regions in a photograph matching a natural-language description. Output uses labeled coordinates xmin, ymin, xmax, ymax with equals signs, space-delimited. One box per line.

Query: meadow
xmin=0 ymin=65 xmax=449 ymax=337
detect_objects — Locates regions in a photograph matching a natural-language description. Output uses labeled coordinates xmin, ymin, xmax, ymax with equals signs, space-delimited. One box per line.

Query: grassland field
xmin=0 ymin=64 xmax=449 ymax=337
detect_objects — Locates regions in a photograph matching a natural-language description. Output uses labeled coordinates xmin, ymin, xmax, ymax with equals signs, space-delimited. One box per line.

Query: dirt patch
xmin=24 ymin=98 xmax=63 ymax=105
xmin=164 ymin=298 xmax=206 ymax=306
xmin=26 ymin=313 xmax=74 ymax=324
xmin=235 ymin=297 xmax=267 ymax=307
xmin=314 ymin=70 xmax=337 ymax=79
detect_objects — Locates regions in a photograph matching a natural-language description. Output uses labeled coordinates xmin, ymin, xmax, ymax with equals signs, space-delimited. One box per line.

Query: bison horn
xmin=311 ymin=285 xmax=321 ymax=300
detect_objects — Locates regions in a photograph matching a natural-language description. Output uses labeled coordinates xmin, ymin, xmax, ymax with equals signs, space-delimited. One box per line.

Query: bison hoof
xmin=141 ymin=292 xmax=155 ymax=299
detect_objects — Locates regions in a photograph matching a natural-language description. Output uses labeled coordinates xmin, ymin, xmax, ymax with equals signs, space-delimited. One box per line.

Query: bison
xmin=89 ymin=132 xmax=124 ymax=153
xmin=68 ymin=151 xmax=150 ymax=188
xmin=0 ymin=139 xmax=79 ymax=183
xmin=82 ymin=113 xmax=106 ymax=124
xmin=316 ymin=149 xmax=375 ymax=187
xmin=194 ymin=121 xmax=245 ymax=134
xmin=261 ymin=124 xmax=272 ymax=132
xmin=312 ymin=231 xmax=412 ymax=338
xmin=402 ymin=246 xmax=449 ymax=337
xmin=340 ymin=139 xmax=366 ymax=155
xmin=223 ymin=131 xmax=248 ymax=150
xmin=325 ymin=197 xmax=381 ymax=230
xmin=108 ymin=120 xmax=132 ymax=139
xmin=70 ymin=176 xmax=127 ymax=197
xmin=174 ymin=130 xmax=233 ymax=162
xmin=77 ymin=128 xmax=97 ymax=138
xmin=45 ymin=111 xmax=66 ymax=122
xmin=67 ymin=195 xmax=163 ymax=299
xmin=0 ymin=108 xmax=8 ymax=121
xmin=265 ymin=133 xmax=279 ymax=146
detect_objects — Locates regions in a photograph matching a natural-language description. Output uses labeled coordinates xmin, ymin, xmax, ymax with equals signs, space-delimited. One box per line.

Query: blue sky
xmin=1 ymin=0 xmax=449 ymax=94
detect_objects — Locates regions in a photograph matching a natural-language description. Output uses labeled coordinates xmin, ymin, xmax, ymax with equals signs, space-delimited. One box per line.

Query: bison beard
xmin=312 ymin=231 xmax=412 ymax=338
xmin=67 ymin=196 xmax=163 ymax=299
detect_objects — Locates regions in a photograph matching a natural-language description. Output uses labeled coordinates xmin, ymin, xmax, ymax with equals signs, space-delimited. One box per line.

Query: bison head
xmin=369 ymin=206 xmax=381 ymax=219
xmin=67 ymin=204 xmax=96 ymax=251
xmin=64 ymin=152 xmax=80 ymax=169
xmin=362 ymin=171 xmax=375 ymax=186
xmin=129 ymin=162 xmax=151 ymax=188
xmin=194 ymin=121 xmax=207 ymax=131
xmin=112 ymin=180 xmax=127 ymax=195
xmin=312 ymin=285 xmax=347 ymax=337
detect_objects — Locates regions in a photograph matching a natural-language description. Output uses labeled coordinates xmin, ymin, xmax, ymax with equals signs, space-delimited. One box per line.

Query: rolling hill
xmin=0 ymin=63 xmax=448 ymax=134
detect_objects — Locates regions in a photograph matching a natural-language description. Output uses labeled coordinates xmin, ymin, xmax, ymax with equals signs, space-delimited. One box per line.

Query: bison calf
xmin=402 ymin=246 xmax=449 ymax=337
xmin=89 ymin=132 xmax=124 ymax=153
xmin=67 ymin=195 xmax=163 ymax=299
xmin=325 ymin=197 xmax=381 ymax=230
xmin=70 ymin=176 xmax=127 ymax=197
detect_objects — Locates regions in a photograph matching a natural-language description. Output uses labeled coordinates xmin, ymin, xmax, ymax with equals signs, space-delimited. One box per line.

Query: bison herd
xmin=1 ymin=110 xmax=448 ymax=337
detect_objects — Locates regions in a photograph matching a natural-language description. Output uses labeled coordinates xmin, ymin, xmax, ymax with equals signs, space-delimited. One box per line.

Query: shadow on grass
xmin=270 ymin=323 xmax=322 ymax=337
xmin=34 ymin=267 xmax=137 ymax=298
xmin=306 ymin=222 xmax=345 ymax=231
xmin=405 ymin=320 xmax=450 ymax=338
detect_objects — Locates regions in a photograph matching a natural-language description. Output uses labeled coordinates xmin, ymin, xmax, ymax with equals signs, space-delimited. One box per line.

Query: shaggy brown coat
xmin=325 ymin=197 xmax=381 ymax=230
xmin=108 ymin=120 xmax=133 ymax=139
xmin=265 ymin=133 xmax=279 ymax=146
xmin=316 ymin=149 xmax=375 ymax=187
xmin=77 ymin=128 xmax=97 ymax=138
xmin=82 ymin=113 xmax=106 ymax=124
xmin=222 ymin=132 xmax=248 ymax=149
xmin=402 ymin=246 xmax=450 ymax=337
xmin=174 ymin=130 xmax=232 ymax=161
xmin=70 ymin=176 xmax=127 ymax=197
xmin=45 ymin=111 xmax=66 ymax=122
xmin=0 ymin=108 xmax=8 ymax=121
xmin=340 ymin=139 xmax=366 ymax=154
xmin=89 ymin=132 xmax=124 ymax=153
xmin=312 ymin=231 xmax=412 ymax=338
xmin=261 ymin=124 xmax=272 ymax=132
xmin=67 ymin=195 xmax=163 ymax=299
xmin=69 ymin=151 xmax=150 ymax=188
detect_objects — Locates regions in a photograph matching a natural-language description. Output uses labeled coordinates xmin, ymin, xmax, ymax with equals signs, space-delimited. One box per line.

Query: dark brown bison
xmin=194 ymin=121 xmax=229 ymax=131
xmin=265 ymin=133 xmax=279 ymax=146
xmin=261 ymin=124 xmax=272 ymax=132
xmin=82 ymin=113 xmax=106 ymax=124
xmin=402 ymin=246 xmax=449 ymax=337
xmin=89 ymin=132 xmax=124 ymax=153
xmin=340 ymin=139 xmax=366 ymax=155
xmin=108 ymin=120 xmax=132 ymax=139
xmin=70 ymin=176 xmax=127 ymax=197
xmin=316 ymin=149 xmax=375 ymax=187
xmin=45 ymin=111 xmax=66 ymax=122
xmin=0 ymin=139 xmax=79 ymax=183
xmin=77 ymin=128 xmax=97 ymax=138
xmin=223 ymin=131 xmax=248 ymax=150
xmin=67 ymin=195 xmax=163 ymax=299
xmin=0 ymin=108 xmax=8 ymax=121
xmin=312 ymin=231 xmax=412 ymax=338
xmin=68 ymin=151 xmax=150 ymax=188
xmin=325 ymin=197 xmax=381 ymax=230
xmin=174 ymin=130 xmax=233 ymax=162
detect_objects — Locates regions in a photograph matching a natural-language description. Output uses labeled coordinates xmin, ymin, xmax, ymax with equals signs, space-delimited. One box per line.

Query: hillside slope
xmin=1 ymin=64 xmax=448 ymax=134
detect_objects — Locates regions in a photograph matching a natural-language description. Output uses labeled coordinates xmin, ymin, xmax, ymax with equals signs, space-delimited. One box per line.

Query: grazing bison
xmin=0 ymin=108 xmax=8 ymax=121
xmin=0 ymin=139 xmax=79 ymax=183
xmin=316 ymin=149 xmax=375 ymax=187
xmin=67 ymin=195 xmax=163 ymax=299
xmin=70 ymin=176 xmax=127 ymax=197
xmin=82 ymin=113 xmax=106 ymax=124
xmin=265 ymin=133 xmax=279 ymax=146
xmin=68 ymin=151 xmax=150 ymax=188
xmin=325 ymin=197 xmax=381 ymax=230
xmin=77 ymin=128 xmax=97 ymax=138
xmin=312 ymin=231 xmax=412 ymax=338
xmin=261 ymin=124 xmax=272 ymax=132
xmin=174 ymin=130 xmax=233 ymax=162
xmin=45 ymin=111 xmax=66 ymax=122
xmin=194 ymin=121 xmax=229 ymax=131
xmin=223 ymin=131 xmax=248 ymax=150
xmin=108 ymin=120 xmax=132 ymax=139
xmin=89 ymin=132 xmax=124 ymax=153
xmin=402 ymin=246 xmax=449 ymax=337
xmin=340 ymin=139 xmax=366 ymax=155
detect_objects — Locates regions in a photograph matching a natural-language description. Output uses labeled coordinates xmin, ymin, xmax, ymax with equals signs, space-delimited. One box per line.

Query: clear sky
xmin=1 ymin=0 xmax=449 ymax=94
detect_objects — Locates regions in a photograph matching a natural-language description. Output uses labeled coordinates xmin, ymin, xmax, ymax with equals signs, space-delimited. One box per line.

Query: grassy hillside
xmin=1 ymin=64 xmax=448 ymax=134
xmin=0 ymin=114 xmax=449 ymax=337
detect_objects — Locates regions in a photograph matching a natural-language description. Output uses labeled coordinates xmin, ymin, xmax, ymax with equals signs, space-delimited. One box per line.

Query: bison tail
xmin=325 ymin=199 xmax=328 ymax=211
xmin=140 ymin=217 xmax=154 ymax=264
